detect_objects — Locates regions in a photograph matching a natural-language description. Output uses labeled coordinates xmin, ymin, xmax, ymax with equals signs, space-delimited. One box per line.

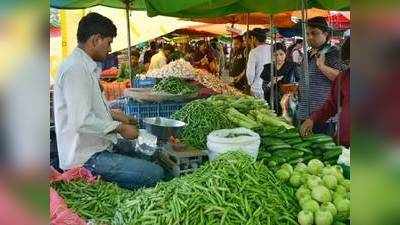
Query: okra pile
xmin=53 ymin=151 xmax=300 ymax=225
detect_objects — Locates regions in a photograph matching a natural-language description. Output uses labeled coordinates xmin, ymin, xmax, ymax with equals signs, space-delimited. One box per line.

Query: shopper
xmin=290 ymin=39 xmax=304 ymax=64
xmin=148 ymin=44 xmax=174 ymax=71
xmin=191 ymin=40 xmax=215 ymax=72
xmin=261 ymin=42 xmax=301 ymax=115
xmin=54 ymin=12 xmax=164 ymax=189
xmin=143 ymin=40 xmax=158 ymax=66
xmin=229 ymin=36 xmax=248 ymax=91
xmin=300 ymin=36 xmax=350 ymax=147
xmin=246 ymin=28 xmax=271 ymax=99
xmin=297 ymin=16 xmax=345 ymax=136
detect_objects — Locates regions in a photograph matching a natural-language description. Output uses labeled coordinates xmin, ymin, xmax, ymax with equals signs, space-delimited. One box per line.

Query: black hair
xmin=273 ymin=42 xmax=286 ymax=53
xmin=295 ymin=39 xmax=303 ymax=45
xmin=307 ymin=16 xmax=330 ymax=32
xmin=307 ymin=17 xmax=332 ymax=41
xmin=163 ymin=44 xmax=175 ymax=53
xmin=131 ymin=49 xmax=140 ymax=58
xmin=341 ymin=36 xmax=350 ymax=62
xmin=77 ymin=12 xmax=117 ymax=44
xmin=251 ymin=28 xmax=266 ymax=43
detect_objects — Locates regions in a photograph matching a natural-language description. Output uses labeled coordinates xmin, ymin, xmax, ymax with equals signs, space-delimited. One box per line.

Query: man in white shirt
xmin=246 ymin=28 xmax=271 ymax=99
xmin=148 ymin=44 xmax=174 ymax=71
xmin=54 ymin=13 xmax=164 ymax=189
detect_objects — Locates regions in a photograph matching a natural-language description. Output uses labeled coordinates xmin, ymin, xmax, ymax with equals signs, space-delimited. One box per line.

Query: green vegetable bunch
xmin=172 ymin=99 xmax=233 ymax=149
xmin=54 ymin=151 xmax=301 ymax=225
xmin=275 ymin=159 xmax=350 ymax=225
xmin=154 ymin=77 xmax=198 ymax=95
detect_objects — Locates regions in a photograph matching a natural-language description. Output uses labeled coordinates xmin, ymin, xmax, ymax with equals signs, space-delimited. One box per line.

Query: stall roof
xmin=50 ymin=0 xmax=146 ymax=10
xmin=145 ymin=0 xmax=349 ymax=18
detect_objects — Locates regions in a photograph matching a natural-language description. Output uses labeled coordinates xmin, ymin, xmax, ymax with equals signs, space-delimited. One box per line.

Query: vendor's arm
xmin=316 ymin=53 xmax=340 ymax=81
xmin=63 ymin=67 xmax=122 ymax=136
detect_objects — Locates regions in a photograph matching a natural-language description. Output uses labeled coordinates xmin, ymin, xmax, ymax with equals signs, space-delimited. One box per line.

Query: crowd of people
xmin=103 ymin=16 xmax=350 ymax=145
xmin=115 ymin=16 xmax=350 ymax=146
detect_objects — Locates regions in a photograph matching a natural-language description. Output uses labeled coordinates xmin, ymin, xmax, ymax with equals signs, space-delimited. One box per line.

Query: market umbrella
xmin=144 ymin=0 xmax=349 ymax=18
xmin=50 ymin=0 xmax=146 ymax=10
xmin=187 ymin=8 xmax=329 ymax=28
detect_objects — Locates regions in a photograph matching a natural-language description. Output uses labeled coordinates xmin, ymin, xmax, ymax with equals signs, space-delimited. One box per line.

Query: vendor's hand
xmin=316 ymin=52 xmax=326 ymax=69
xmin=111 ymin=109 xmax=137 ymax=125
xmin=300 ymin=118 xmax=314 ymax=137
xmin=116 ymin=124 xmax=139 ymax=140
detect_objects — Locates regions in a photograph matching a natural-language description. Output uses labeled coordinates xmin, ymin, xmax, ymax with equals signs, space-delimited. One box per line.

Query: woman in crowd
xmin=261 ymin=42 xmax=301 ymax=115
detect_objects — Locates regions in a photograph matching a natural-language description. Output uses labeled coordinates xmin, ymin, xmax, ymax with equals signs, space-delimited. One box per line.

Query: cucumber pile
xmin=256 ymin=126 xmax=343 ymax=170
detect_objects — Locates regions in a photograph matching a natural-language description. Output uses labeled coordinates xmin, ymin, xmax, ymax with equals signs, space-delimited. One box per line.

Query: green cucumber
xmin=293 ymin=147 xmax=313 ymax=154
xmin=293 ymin=142 xmax=312 ymax=148
xmin=268 ymin=144 xmax=292 ymax=151
xmin=323 ymin=148 xmax=342 ymax=160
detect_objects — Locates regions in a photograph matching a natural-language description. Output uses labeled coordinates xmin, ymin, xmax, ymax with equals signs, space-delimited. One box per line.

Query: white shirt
xmin=148 ymin=50 xmax=167 ymax=71
xmin=246 ymin=44 xmax=271 ymax=92
xmin=54 ymin=47 xmax=120 ymax=170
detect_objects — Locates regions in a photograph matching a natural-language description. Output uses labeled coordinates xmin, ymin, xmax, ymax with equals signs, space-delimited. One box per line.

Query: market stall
xmin=50 ymin=0 xmax=350 ymax=224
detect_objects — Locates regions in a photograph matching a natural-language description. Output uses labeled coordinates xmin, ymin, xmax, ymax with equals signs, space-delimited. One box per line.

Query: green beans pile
xmin=154 ymin=77 xmax=198 ymax=95
xmin=172 ymin=99 xmax=234 ymax=149
xmin=53 ymin=151 xmax=300 ymax=225
xmin=52 ymin=180 xmax=133 ymax=224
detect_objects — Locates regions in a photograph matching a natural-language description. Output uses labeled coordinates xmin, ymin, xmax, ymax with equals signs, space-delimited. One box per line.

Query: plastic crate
xmin=123 ymin=99 xmax=187 ymax=127
xmin=132 ymin=78 xmax=157 ymax=88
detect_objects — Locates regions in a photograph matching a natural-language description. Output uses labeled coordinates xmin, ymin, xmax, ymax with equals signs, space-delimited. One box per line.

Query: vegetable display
xmin=256 ymin=125 xmax=344 ymax=170
xmin=194 ymin=69 xmax=243 ymax=96
xmin=153 ymin=77 xmax=198 ymax=95
xmin=146 ymin=59 xmax=196 ymax=79
xmin=276 ymin=159 xmax=350 ymax=225
xmin=53 ymin=151 xmax=300 ymax=225
xmin=172 ymin=99 xmax=233 ymax=149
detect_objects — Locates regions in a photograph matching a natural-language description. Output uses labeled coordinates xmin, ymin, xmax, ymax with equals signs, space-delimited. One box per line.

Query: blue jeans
xmin=83 ymin=139 xmax=165 ymax=190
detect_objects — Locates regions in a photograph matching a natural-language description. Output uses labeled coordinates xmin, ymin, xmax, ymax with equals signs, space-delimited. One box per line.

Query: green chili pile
xmin=172 ymin=99 xmax=233 ymax=149
xmin=53 ymin=151 xmax=300 ymax=225
xmin=153 ymin=77 xmax=198 ymax=95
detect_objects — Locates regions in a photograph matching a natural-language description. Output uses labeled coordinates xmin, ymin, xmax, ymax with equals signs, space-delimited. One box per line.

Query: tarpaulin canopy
xmin=50 ymin=0 xmax=146 ymax=10
xmin=188 ymin=8 xmax=329 ymax=28
xmin=144 ymin=0 xmax=349 ymax=18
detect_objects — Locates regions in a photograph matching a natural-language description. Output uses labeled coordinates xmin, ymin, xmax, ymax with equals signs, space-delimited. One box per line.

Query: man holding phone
xmin=297 ymin=17 xmax=345 ymax=136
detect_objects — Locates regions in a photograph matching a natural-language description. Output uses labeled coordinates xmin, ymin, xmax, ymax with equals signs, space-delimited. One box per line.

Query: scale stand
xmin=158 ymin=143 xmax=208 ymax=177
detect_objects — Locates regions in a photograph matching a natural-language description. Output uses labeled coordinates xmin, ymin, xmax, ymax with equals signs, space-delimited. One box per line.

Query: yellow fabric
xmin=50 ymin=6 xmax=204 ymax=79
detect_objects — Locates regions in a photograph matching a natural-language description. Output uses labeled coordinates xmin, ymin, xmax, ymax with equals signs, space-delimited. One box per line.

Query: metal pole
xmin=269 ymin=15 xmax=275 ymax=110
xmin=245 ymin=13 xmax=250 ymax=58
xmin=125 ymin=0 xmax=133 ymax=78
xmin=301 ymin=0 xmax=310 ymax=118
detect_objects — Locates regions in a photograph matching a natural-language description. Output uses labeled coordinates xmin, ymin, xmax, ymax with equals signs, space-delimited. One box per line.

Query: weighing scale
xmin=141 ymin=117 xmax=208 ymax=177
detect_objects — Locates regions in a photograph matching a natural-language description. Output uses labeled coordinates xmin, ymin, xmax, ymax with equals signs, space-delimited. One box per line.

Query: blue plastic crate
xmin=132 ymin=78 xmax=157 ymax=88
xmin=123 ymin=99 xmax=187 ymax=127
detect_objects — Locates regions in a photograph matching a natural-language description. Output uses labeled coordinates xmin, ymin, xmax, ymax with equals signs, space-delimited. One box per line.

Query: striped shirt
xmin=297 ymin=44 xmax=344 ymax=121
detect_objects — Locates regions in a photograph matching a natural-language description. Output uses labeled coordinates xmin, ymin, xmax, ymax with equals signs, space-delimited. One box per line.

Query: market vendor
xmin=148 ymin=43 xmax=174 ymax=71
xmin=53 ymin=12 xmax=164 ymax=189
xmin=191 ymin=40 xmax=215 ymax=72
